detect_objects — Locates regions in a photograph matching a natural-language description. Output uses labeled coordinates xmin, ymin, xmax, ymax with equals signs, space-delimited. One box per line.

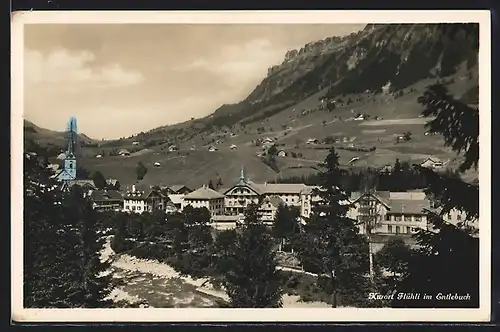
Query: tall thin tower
xmin=57 ymin=117 xmax=78 ymax=182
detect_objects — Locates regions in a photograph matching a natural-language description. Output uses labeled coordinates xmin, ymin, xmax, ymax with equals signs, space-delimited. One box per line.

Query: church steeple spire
xmin=238 ymin=166 xmax=247 ymax=185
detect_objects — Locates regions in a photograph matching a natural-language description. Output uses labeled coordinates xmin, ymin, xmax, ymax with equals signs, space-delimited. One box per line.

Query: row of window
xmin=387 ymin=225 xmax=419 ymax=234
xmin=385 ymin=214 xmax=423 ymax=222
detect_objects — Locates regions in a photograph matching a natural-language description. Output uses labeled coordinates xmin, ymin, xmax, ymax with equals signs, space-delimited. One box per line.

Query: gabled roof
xmin=263 ymin=195 xmax=285 ymax=209
xmin=90 ymin=190 xmax=123 ymax=202
xmin=168 ymin=194 xmax=185 ymax=205
xmin=169 ymin=184 xmax=191 ymax=193
xmin=184 ymin=186 xmax=225 ymax=200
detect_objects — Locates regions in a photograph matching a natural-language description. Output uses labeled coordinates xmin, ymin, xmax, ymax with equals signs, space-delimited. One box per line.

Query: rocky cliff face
xmin=207 ymin=23 xmax=478 ymax=129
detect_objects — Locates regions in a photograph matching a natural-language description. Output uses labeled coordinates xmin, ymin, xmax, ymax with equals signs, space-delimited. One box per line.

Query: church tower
xmin=57 ymin=117 xmax=78 ymax=182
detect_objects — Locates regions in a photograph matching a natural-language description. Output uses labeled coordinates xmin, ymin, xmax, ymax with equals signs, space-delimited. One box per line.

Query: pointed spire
xmin=238 ymin=166 xmax=247 ymax=185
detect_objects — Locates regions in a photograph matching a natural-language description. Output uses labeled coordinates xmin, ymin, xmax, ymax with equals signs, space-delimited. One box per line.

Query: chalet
xmin=306 ymin=138 xmax=318 ymax=144
xmin=106 ymin=179 xmax=120 ymax=189
xmin=168 ymin=145 xmax=179 ymax=152
xmin=167 ymin=194 xmax=185 ymax=212
xmin=57 ymin=152 xmax=66 ymax=160
xmin=259 ymin=196 xmax=286 ymax=222
xmin=181 ymin=185 xmax=225 ymax=217
xmin=167 ymin=185 xmax=193 ymax=195
xmin=348 ymin=143 xmax=355 ymax=149
xmin=61 ymin=179 xmax=97 ymax=192
xmin=190 ymin=145 xmax=196 ymax=151
xmin=95 ymin=154 xmax=103 ymax=158
xmin=88 ymin=189 xmax=123 ymax=211
xmin=419 ymin=157 xmax=445 ymax=169
xmin=208 ymin=145 xmax=218 ymax=152
xmin=154 ymin=162 xmax=161 ymax=167
xmin=222 ymin=168 xmax=319 ymax=218
xmin=132 ymin=141 xmax=140 ymax=145
xmin=262 ymin=137 xmax=274 ymax=144
xmin=230 ymin=144 xmax=237 ymax=150
xmin=123 ymin=185 xmax=166 ymax=214
xmin=118 ymin=149 xmax=130 ymax=156
xmin=354 ymin=114 xmax=365 ymax=121
xmin=277 ymin=150 xmax=287 ymax=157
xmin=347 ymin=190 xmax=478 ymax=236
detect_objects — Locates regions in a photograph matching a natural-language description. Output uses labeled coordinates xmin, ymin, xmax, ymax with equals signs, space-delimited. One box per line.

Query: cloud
xmin=25 ymin=48 xmax=144 ymax=87
xmin=176 ymin=38 xmax=287 ymax=83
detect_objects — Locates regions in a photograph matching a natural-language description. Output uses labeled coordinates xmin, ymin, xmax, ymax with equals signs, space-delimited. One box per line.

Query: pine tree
xmin=208 ymin=180 xmax=215 ymax=190
xmin=294 ymin=147 xmax=370 ymax=307
xmin=216 ymin=203 xmax=283 ymax=307
xmin=91 ymin=171 xmax=107 ymax=190
xmin=392 ymin=83 xmax=479 ymax=308
xmin=272 ymin=204 xmax=300 ymax=252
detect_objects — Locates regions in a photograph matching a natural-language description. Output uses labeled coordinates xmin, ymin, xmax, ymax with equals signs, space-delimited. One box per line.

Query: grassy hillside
xmin=27 ymin=23 xmax=479 ymax=188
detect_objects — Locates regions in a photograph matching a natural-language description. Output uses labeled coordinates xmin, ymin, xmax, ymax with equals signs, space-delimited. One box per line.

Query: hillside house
xmin=306 ymin=138 xmax=318 ymax=144
xmin=262 ymin=137 xmax=274 ymax=144
xmin=123 ymin=185 xmax=165 ymax=214
xmin=95 ymin=154 xmax=102 ymax=158
xmin=354 ymin=114 xmax=365 ymax=121
xmin=168 ymin=145 xmax=179 ymax=152
xmin=208 ymin=145 xmax=218 ymax=152
xmin=277 ymin=150 xmax=287 ymax=157
xmin=230 ymin=144 xmax=237 ymax=150
xmin=420 ymin=157 xmax=445 ymax=169
xmin=88 ymin=189 xmax=123 ymax=211
xmin=154 ymin=162 xmax=161 ymax=167
xmin=118 ymin=149 xmax=130 ymax=156
xmin=106 ymin=179 xmax=120 ymax=189
xmin=181 ymin=185 xmax=225 ymax=217
xmin=132 ymin=141 xmax=140 ymax=145
xmin=57 ymin=152 xmax=66 ymax=160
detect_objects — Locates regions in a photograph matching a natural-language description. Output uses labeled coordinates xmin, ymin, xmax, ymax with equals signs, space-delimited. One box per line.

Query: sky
xmin=24 ymin=23 xmax=366 ymax=139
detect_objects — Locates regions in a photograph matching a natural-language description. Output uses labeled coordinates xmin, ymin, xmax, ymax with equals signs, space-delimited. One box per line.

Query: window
xmin=388 ymin=225 xmax=393 ymax=233
xmin=395 ymin=215 xmax=402 ymax=222
xmin=385 ymin=214 xmax=391 ymax=221
xmin=132 ymin=206 xmax=136 ymax=211
xmin=457 ymin=214 xmax=462 ymax=221
xmin=415 ymin=216 xmax=422 ymax=222
xmin=406 ymin=226 xmax=411 ymax=234
xmin=396 ymin=226 xmax=400 ymax=234
xmin=404 ymin=215 xmax=412 ymax=222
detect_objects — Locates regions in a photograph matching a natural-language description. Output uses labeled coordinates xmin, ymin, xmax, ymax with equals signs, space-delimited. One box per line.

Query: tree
xmin=326 ymin=100 xmax=336 ymax=112
xmin=403 ymin=131 xmax=412 ymax=141
xmin=24 ymin=153 xmax=113 ymax=308
xmin=392 ymin=84 xmax=479 ymax=308
xmin=216 ymin=177 xmax=224 ymax=189
xmin=136 ymin=162 xmax=148 ymax=181
xmin=208 ymin=180 xmax=215 ymax=190
xmin=375 ymin=237 xmax=412 ymax=277
xmin=92 ymin=171 xmax=107 ymax=190
xmin=267 ymin=145 xmax=278 ymax=156
xmin=272 ymin=204 xmax=300 ymax=252
xmin=65 ymin=186 xmax=113 ymax=307
xmin=294 ymin=148 xmax=370 ymax=307
xmin=215 ymin=203 xmax=283 ymax=307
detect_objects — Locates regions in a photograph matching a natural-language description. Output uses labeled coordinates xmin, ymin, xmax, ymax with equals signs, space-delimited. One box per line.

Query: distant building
xmin=167 ymin=194 xmax=185 ymax=213
xmin=181 ymin=185 xmax=225 ymax=216
xmin=259 ymin=196 xmax=286 ymax=222
xmin=106 ymin=179 xmax=120 ymax=189
xmin=118 ymin=149 xmax=130 ymax=156
xmin=306 ymin=138 xmax=318 ymax=144
xmin=419 ymin=157 xmax=445 ymax=169
xmin=165 ymin=185 xmax=193 ymax=195
xmin=88 ymin=189 xmax=123 ymax=211
xmin=123 ymin=185 xmax=165 ymax=214
xmin=277 ymin=150 xmax=287 ymax=157
xmin=208 ymin=145 xmax=218 ymax=152
xmin=60 ymin=179 xmax=96 ymax=192
xmin=132 ymin=141 xmax=140 ymax=145
xmin=95 ymin=154 xmax=102 ymax=158
xmin=154 ymin=162 xmax=161 ymax=167
xmin=230 ymin=144 xmax=237 ymax=150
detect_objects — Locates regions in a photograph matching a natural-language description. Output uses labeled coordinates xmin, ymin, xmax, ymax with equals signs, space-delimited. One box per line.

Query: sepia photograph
xmin=11 ymin=10 xmax=490 ymax=322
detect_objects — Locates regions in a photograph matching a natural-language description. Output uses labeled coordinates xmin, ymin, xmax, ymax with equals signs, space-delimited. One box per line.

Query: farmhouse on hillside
xmin=118 ymin=149 xmax=130 ymax=156
xmin=154 ymin=162 xmax=161 ymax=167
xmin=277 ymin=150 xmax=287 ymax=157
xmin=419 ymin=157 xmax=445 ymax=169
xmin=208 ymin=145 xmax=218 ymax=152
xmin=230 ymin=144 xmax=237 ymax=150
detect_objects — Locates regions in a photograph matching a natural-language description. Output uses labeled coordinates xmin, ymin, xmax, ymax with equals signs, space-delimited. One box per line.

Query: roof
xmin=169 ymin=185 xmax=191 ymax=193
xmin=263 ymin=196 xmax=285 ymax=209
xmin=90 ymin=190 xmax=123 ymax=202
xmin=252 ymin=182 xmax=310 ymax=194
xmin=350 ymin=190 xmax=430 ymax=214
xmin=184 ymin=186 xmax=225 ymax=200
xmin=124 ymin=188 xmax=163 ymax=200
xmin=65 ymin=179 xmax=97 ymax=189
xmin=106 ymin=179 xmax=119 ymax=186
xmin=389 ymin=199 xmax=430 ymax=214
xmin=118 ymin=149 xmax=130 ymax=154
xmin=168 ymin=194 xmax=185 ymax=205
